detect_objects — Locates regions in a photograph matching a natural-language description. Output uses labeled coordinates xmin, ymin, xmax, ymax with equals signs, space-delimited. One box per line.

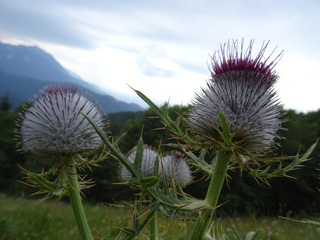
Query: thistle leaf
xmin=134 ymin=138 xmax=144 ymax=173
xmin=139 ymin=176 xmax=158 ymax=188
xmin=218 ymin=111 xmax=233 ymax=149
xmin=248 ymin=140 xmax=318 ymax=180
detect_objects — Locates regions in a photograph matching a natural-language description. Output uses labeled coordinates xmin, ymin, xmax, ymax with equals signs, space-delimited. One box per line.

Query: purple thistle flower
xmin=19 ymin=85 xmax=105 ymax=155
xmin=189 ymin=39 xmax=283 ymax=152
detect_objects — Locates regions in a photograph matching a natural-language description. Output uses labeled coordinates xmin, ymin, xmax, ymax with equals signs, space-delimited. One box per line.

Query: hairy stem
xmin=68 ymin=157 xmax=93 ymax=240
xmin=191 ymin=150 xmax=231 ymax=239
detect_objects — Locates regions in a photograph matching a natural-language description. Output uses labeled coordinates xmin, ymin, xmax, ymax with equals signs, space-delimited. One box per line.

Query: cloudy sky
xmin=1 ymin=0 xmax=319 ymax=112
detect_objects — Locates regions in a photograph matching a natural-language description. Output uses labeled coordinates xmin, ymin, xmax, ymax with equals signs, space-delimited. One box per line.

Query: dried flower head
xmin=120 ymin=145 xmax=160 ymax=181
xmin=19 ymin=85 xmax=105 ymax=156
xmin=189 ymin=39 xmax=283 ymax=153
xmin=161 ymin=152 xmax=192 ymax=188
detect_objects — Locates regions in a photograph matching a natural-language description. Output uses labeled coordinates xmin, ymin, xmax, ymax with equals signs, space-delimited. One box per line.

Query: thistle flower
xmin=161 ymin=152 xmax=192 ymax=188
xmin=120 ymin=145 xmax=160 ymax=181
xmin=19 ymin=85 xmax=105 ymax=156
xmin=189 ymin=39 xmax=283 ymax=153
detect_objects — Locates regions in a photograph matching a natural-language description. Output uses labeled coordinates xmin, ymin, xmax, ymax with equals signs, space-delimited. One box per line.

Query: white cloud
xmin=276 ymin=53 xmax=320 ymax=112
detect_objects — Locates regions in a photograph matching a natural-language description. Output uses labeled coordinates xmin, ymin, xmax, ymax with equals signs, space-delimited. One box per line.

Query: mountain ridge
xmin=0 ymin=41 xmax=144 ymax=113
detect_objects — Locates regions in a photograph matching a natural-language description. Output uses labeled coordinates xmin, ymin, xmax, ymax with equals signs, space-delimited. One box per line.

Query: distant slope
xmin=0 ymin=70 xmax=143 ymax=113
xmin=0 ymin=41 xmax=144 ymax=113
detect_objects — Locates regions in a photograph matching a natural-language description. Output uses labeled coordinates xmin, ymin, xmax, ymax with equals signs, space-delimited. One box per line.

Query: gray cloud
xmin=0 ymin=1 xmax=97 ymax=48
xmin=1 ymin=0 xmax=319 ymax=57
xmin=176 ymin=60 xmax=209 ymax=75
xmin=136 ymin=56 xmax=175 ymax=78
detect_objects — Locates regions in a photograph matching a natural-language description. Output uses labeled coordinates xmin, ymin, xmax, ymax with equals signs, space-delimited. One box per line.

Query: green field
xmin=0 ymin=195 xmax=319 ymax=240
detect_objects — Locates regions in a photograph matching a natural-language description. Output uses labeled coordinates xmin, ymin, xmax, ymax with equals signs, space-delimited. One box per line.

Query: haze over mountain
xmin=0 ymin=41 xmax=144 ymax=113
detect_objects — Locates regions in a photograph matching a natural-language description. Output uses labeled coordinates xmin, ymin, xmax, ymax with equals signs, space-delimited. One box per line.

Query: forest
xmin=0 ymin=95 xmax=319 ymax=217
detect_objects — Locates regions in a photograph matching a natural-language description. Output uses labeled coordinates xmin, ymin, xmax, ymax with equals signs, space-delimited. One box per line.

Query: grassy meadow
xmin=0 ymin=195 xmax=319 ymax=240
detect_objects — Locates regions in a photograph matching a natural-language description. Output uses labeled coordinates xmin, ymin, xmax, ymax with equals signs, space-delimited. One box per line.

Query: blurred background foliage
xmin=0 ymin=96 xmax=319 ymax=217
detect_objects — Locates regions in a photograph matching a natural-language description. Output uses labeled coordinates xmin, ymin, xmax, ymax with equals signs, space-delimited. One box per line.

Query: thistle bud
xmin=161 ymin=152 xmax=192 ymax=188
xmin=120 ymin=147 xmax=192 ymax=188
xmin=120 ymin=145 xmax=160 ymax=181
xmin=18 ymin=85 xmax=105 ymax=156
xmin=189 ymin=39 xmax=283 ymax=152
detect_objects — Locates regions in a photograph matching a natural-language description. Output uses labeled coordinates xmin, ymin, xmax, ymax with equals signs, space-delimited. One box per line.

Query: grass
xmin=0 ymin=195 xmax=319 ymax=240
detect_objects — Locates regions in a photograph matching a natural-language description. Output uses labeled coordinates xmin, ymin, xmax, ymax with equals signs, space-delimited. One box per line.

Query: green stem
xmin=190 ymin=209 xmax=212 ymax=240
xmin=205 ymin=151 xmax=231 ymax=208
xmin=68 ymin=159 xmax=93 ymax=240
xmin=191 ymin=150 xmax=231 ymax=239
xmin=149 ymin=210 xmax=159 ymax=240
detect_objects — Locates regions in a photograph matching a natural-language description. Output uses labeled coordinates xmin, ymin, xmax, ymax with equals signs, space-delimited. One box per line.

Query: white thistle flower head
xmin=120 ymin=145 xmax=160 ymax=181
xmin=161 ymin=152 xmax=192 ymax=188
xmin=189 ymin=39 xmax=283 ymax=153
xmin=19 ymin=85 xmax=105 ymax=156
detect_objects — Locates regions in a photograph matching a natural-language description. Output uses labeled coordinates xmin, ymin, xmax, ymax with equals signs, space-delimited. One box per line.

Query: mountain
xmin=0 ymin=42 xmax=144 ymax=113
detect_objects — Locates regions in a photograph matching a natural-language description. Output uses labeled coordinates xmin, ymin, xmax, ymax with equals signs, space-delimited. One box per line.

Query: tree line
xmin=0 ymin=95 xmax=319 ymax=217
